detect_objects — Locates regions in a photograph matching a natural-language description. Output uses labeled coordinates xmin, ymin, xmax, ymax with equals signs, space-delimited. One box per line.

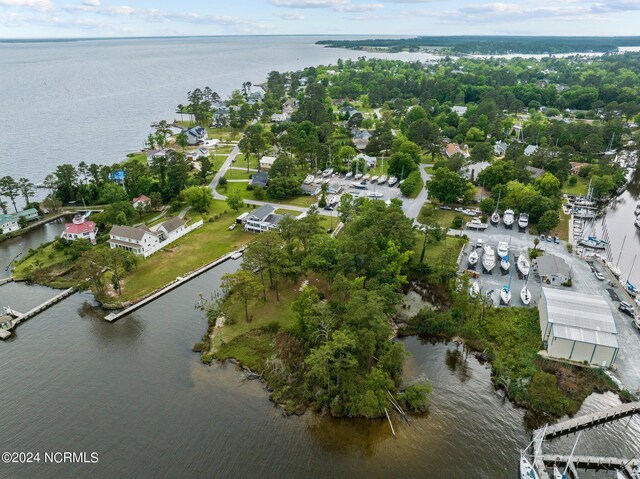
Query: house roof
xmin=247 ymin=204 xmax=276 ymax=221
xmin=524 ymin=145 xmax=539 ymax=156
xmin=250 ymin=171 xmax=269 ymax=187
xmin=300 ymin=184 xmax=320 ymax=195
xmin=260 ymin=156 xmax=277 ymax=166
xmin=159 ymin=217 xmax=186 ymax=234
xmin=64 ymin=220 xmax=96 ymax=235
xmin=525 ymin=166 xmax=545 ymax=178
xmin=452 ymin=105 xmax=468 ymax=116
xmin=133 ymin=195 xmax=150 ymax=203
xmin=109 ymin=225 xmax=159 ymax=241
xmin=537 ymin=254 xmax=571 ymax=278
xmin=107 ymin=238 xmax=143 ymax=250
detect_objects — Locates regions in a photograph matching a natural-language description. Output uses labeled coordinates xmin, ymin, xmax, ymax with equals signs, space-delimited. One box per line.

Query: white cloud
xmin=275 ymin=10 xmax=305 ymax=19
xmin=81 ymin=0 xmax=99 ymax=6
xmin=0 ymin=0 xmax=52 ymax=11
xmin=270 ymin=0 xmax=382 ymax=12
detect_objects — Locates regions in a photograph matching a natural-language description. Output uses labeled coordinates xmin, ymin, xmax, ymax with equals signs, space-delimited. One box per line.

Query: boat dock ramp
xmin=531 ymin=401 xmax=640 ymax=478
xmin=1 ymin=287 xmax=75 ymax=340
xmin=104 ymin=247 xmax=246 ymax=323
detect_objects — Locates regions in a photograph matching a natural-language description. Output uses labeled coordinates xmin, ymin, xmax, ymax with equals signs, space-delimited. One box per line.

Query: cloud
xmin=274 ymin=10 xmax=305 ymax=19
xmin=81 ymin=0 xmax=99 ymax=6
xmin=270 ymin=0 xmax=382 ymax=12
xmin=0 ymin=0 xmax=52 ymax=11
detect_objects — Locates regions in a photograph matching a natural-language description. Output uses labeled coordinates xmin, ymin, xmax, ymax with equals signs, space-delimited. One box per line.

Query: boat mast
xmin=616 ymin=235 xmax=626 ymax=268
xmin=562 ymin=432 xmax=582 ymax=477
xmin=626 ymin=254 xmax=637 ymax=283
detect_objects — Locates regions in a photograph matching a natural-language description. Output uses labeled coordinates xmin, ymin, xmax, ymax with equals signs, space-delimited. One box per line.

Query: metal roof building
xmin=538 ymin=287 xmax=619 ymax=367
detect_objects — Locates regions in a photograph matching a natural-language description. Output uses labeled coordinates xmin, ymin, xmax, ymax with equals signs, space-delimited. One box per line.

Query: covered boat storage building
xmin=538 ymin=287 xmax=619 ymax=367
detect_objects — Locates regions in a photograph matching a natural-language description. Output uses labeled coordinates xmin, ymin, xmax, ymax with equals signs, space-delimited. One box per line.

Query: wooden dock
xmin=1 ymin=287 xmax=75 ymax=340
xmin=532 ymin=401 xmax=640 ymax=479
xmin=104 ymin=248 xmax=246 ymax=323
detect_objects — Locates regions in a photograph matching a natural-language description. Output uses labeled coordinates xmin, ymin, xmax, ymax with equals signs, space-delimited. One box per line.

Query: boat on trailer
xmin=468 ymin=250 xmax=478 ymax=267
xmin=517 ymin=254 xmax=530 ymax=277
xmin=503 ymin=209 xmax=515 ymax=229
xmin=482 ymin=245 xmax=496 ymax=273
xmin=520 ymin=285 xmax=531 ymax=306
xmin=518 ymin=213 xmax=529 ymax=230
xmin=469 ymin=281 xmax=480 ymax=298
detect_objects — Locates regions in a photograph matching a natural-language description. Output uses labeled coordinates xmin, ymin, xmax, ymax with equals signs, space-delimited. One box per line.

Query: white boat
xmin=351 ymin=181 xmax=367 ymax=190
xmin=552 ymin=465 xmax=563 ymax=479
xmin=501 ymin=256 xmax=510 ymax=272
xmin=468 ymin=250 xmax=478 ymax=267
xmin=371 ymin=175 xmax=379 ymax=183
xmin=497 ymin=241 xmax=509 ymax=258
xmin=517 ymin=254 xmax=530 ymax=277
xmin=520 ymin=453 xmax=539 ymax=479
xmin=367 ymin=191 xmax=383 ymax=198
xmin=304 ymin=175 xmax=314 ymax=185
xmin=482 ymin=245 xmax=496 ymax=273
xmin=388 ymin=176 xmax=398 ymax=186
xmin=466 ymin=217 xmax=488 ymax=230
xmin=230 ymin=251 xmax=243 ymax=260
xmin=490 ymin=211 xmax=500 ymax=225
xmin=578 ymin=236 xmax=607 ymax=250
xmin=362 ymin=174 xmax=370 ymax=181
xmin=500 ymin=285 xmax=511 ymax=305
xmin=322 ymin=168 xmax=334 ymax=177
xmin=378 ymin=175 xmax=387 ymax=184
xmin=503 ymin=209 xmax=515 ymax=228
xmin=573 ymin=207 xmax=597 ymax=219
xmin=520 ymin=285 xmax=531 ymax=306
xmin=518 ymin=213 xmax=529 ymax=230
xmin=345 ymin=172 xmax=353 ymax=179
xmin=606 ymin=261 xmax=622 ymax=278
xmin=469 ymin=281 xmax=480 ymax=298
xmin=354 ymin=172 xmax=363 ymax=180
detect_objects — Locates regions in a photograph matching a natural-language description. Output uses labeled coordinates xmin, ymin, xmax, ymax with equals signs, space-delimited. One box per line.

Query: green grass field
xmin=224 ymin=169 xmax=254 ymax=180
xmin=562 ymin=176 xmax=590 ymax=196
xmin=219 ymin=182 xmax=317 ymax=208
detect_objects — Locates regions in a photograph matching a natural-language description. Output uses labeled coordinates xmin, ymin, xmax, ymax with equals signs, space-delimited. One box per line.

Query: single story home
xmin=339 ymin=105 xmax=359 ymax=118
xmin=108 ymin=225 xmax=161 ymax=256
xmin=61 ymin=215 xmax=97 ymax=244
xmin=132 ymin=195 xmax=151 ymax=209
xmin=187 ymin=147 xmax=209 ymax=161
xmin=259 ymin=156 xmax=277 ymax=170
xmin=537 ymin=254 xmax=571 ymax=285
xmin=250 ymin=171 xmax=269 ymax=188
xmin=494 ymin=141 xmax=508 ymax=157
xmin=300 ymin=184 xmax=321 ymax=196
xmin=538 ymin=287 xmax=619 ymax=367
xmin=445 ymin=143 xmax=470 ymax=159
xmin=526 ymin=166 xmax=545 ymax=178
xmin=452 ymin=105 xmax=468 ymax=116
xmin=244 ymin=205 xmax=285 ymax=233
xmin=0 ymin=208 xmax=39 ymax=234
xmin=282 ymin=99 xmax=298 ymax=115
xmin=271 ymin=113 xmax=290 ymax=123
xmin=524 ymin=144 xmax=539 ymax=156
xmin=185 ymin=126 xmax=207 ymax=146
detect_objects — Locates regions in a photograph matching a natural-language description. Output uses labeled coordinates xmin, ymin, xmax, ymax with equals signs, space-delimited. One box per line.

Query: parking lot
xmin=460 ymin=223 xmax=640 ymax=393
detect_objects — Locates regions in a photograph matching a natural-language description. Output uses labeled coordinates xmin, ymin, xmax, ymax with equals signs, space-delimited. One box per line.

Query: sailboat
xmin=517 ymin=254 xmax=530 ymax=277
xmin=501 ymin=255 xmax=510 ymax=273
xmin=503 ymin=209 xmax=515 ymax=229
xmin=388 ymin=176 xmax=398 ymax=186
xmin=491 ymin=190 xmax=502 ymax=226
xmin=520 ymin=279 xmax=531 ymax=306
xmin=626 ymin=255 xmax=638 ymax=296
xmin=468 ymin=250 xmax=479 ymax=267
xmin=482 ymin=244 xmax=496 ymax=273
xmin=378 ymin=174 xmax=387 ymax=184
xmin=500 ymin=284 xmax=512 ymax=305
xmin=519 ymin=452 xmax=539 ymax=479
xmin=552 ymin=465 xmax=564 ymax=479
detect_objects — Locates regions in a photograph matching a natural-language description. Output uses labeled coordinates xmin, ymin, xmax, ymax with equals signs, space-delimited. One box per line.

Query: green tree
xmin=226 ymin=190 xmax=244 ymax=212
xmin=18 ymin=178 xmax=34 ymax=205
xmin=470 ymin=142 xmax=493 ymax=163
xmin=221 ymin=270 xmax=262 ymax=322
xmin=388 ymin=152 xmax=418 ymax=179
xmin=0 ymin=176 xmax=20 ymax=212
xmin=427 ymin=168 xmax=470 ymax=204
xmin=537 ymin=209 xmax=559 ymax=232
xmin=181 ymin=186 xmax=213 ymax=212
xmin=176 ymin=132 xmax=189 ymax=152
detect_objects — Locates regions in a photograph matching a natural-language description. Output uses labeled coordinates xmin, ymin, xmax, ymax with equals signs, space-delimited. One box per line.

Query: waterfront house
xmin=187 ymin=147 xmax=209 ymax=162
xmin=0 ymin=208 xmax=39 ymax=234
xmin=244 ymin=205 xmax=285 ymax=233
xmin=259 ymin=156 xmax=277 ymax=170
xmin=537 ymin=254 xmax=571 ymax=285
xmin=157 ymin=217 xmax=186 ymax=240
xmin=132 ymin=195 xmax=151 ymax=209
xmin=538 ymin=288 xmax=618 ymax=367
xmin=185 ymin=126 xmax=207 ymax=145
xmin=109 ymin=170 xmax=126 ymax=184
xmin=61 ymin=215 xmax=97 ymax=244
xmin=212 ymin=108 xmax=231 ymax=127
xmin=250 ymin=171 xmax=269 ymax=188
xmin=108 ymin=225 xmax=161 ymax=256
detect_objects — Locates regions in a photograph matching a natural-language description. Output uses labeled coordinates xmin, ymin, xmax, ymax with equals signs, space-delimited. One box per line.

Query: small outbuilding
xmin=537 ymin=254 xmax=571 ymax=285
xmin=538 ymin=287 xmax=619 ymax=367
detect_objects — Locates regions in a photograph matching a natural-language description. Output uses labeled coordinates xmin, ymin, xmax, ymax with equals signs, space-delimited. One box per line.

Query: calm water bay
xmin=1 ymin=37 xmax=639 ymax=478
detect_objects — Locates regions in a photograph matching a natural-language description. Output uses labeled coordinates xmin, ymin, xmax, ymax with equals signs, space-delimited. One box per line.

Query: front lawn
xmin=562 ymin=176 xmax=590 ymax=196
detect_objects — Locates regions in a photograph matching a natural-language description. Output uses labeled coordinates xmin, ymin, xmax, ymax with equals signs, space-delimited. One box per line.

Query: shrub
xmin=192 ymin=342 xmax=205 ymax=352
xmin=219 ymin=177 xmax=228 ymax=188
xmin=568 ymin=176 xmax=578 ymax=186
xmin=452 ymin=215 xmax=464 ymax=229
xmin=566 ymin=244 xmax=573 ymax=253
xmin=264 ymin=321 xmax=281 ymax=333
xmin=399 ymin=382 xmax=433 ymax=413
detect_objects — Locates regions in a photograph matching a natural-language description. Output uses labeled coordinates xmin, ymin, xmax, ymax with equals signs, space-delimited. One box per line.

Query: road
xmin=209 ymin=143 xmax=241 ymax=200
xmin=402 ymin=163 xmax=432 ymax=222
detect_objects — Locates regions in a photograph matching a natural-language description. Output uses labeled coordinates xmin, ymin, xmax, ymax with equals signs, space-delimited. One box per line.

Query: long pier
xmin=1 ymin=287 xmax=75 ymax=340
xmin=104 ymin=247 xmax=246 ymax=322
xmin=532 ymin=401 xmax=640 ymax=479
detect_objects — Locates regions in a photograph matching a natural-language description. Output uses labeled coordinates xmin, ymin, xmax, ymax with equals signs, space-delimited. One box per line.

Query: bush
xmin=399 ymin=170 xmax=423 ymax=198
xmin=219 ymin=177 xmax=228 ymax=188
xmin=399 ymin=382 xmax=433 ymax=413
xmin=192 ymin=342 xmax=205 ymax=352
xmin=264 ymin=321 xmax=281 ymax=333
xmin=566 ymin=244 xmax=573 ymax=253
xmin=452 ymin=214 xmax=464 ymax=229
xmin=568 ymin=176 xmax=578 ymax=186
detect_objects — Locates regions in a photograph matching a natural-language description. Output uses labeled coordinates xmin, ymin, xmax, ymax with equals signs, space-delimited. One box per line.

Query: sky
xmin=2 ymin=0 xmax=640 ymax=38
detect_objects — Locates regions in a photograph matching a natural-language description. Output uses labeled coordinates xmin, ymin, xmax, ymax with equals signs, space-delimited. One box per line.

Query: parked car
xmin=594 ymin=272 xmax=605 ymax=281
xmin=619 ymin=301 xmax=636 ymax=317
xmin=546 ymin=235 xmax=553 ymax=242
xmin=540 ymin=234 xmax=546 ymax=242
xmin=476 ymin=238 xmax=484 ymax=248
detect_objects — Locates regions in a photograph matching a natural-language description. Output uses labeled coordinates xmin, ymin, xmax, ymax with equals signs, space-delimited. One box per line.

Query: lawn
xmin=562 ymin=176 xmax=590 ymax=196
xmin=125 ymin=152 xmax=148 ymax=164
xmin=117 ymin=213 xmax=253 ymax=303
xmin=232 ymin=154 xmax=259 ymax=170
xmin=212 ymin=145 xmax=235 ymax=155
xmin=206 ymin=127 xmax=245 ymax=142
xmin=224 ymin=168 xmax=254 ymax=180
xmin=418 ymin=204 xmax=463 ymax=228
xmin=555 ymin=210 xmax=571 ymax=241
xmin=13 ymin=242 xmax=72 ymax=279
xmin=413 ymin=235 xmax=466 ymax=267
xmin=219 ymin=182 xmax=317 ymax=208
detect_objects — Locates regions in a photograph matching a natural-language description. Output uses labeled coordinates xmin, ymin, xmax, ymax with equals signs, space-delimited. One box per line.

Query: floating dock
xmin=1 ymin=287 xmax=75 ymax=340
xmin=104 ymin=248 xmax=246 ymax=323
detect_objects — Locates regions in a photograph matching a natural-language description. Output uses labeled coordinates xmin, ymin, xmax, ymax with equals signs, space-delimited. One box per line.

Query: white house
xmin=539 ymin=288 xmax=619 ymax=367
xmin=108 ymin=225 xmax=161 ymax=256
xmin=259 ymin=156 xmax=277 ymax=170
xmin=244 ymin=205 xmax=285 ymax=233
xmin=271 ymin=113 xmax=290 ymax=123
xmin=0 ymin=208 xmax=39 ymax=234
xmin=61 ymin=215 xmax=97 ymax=244
xmin=185 ymin=126 xmax=208 ymax=146
xmin=132 ymin=195 xmax=151 ymax=209
xmin=494 ymin=141 xmax=508 ymax=157
xmin=156 ymin=217 xmax=186 ymax=240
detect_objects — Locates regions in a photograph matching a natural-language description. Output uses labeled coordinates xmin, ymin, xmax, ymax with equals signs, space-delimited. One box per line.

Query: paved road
xmin=402 ymin=163 xmax=431 ymax=221
xmin=210 ymin=144 xmax=241 ymax=200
